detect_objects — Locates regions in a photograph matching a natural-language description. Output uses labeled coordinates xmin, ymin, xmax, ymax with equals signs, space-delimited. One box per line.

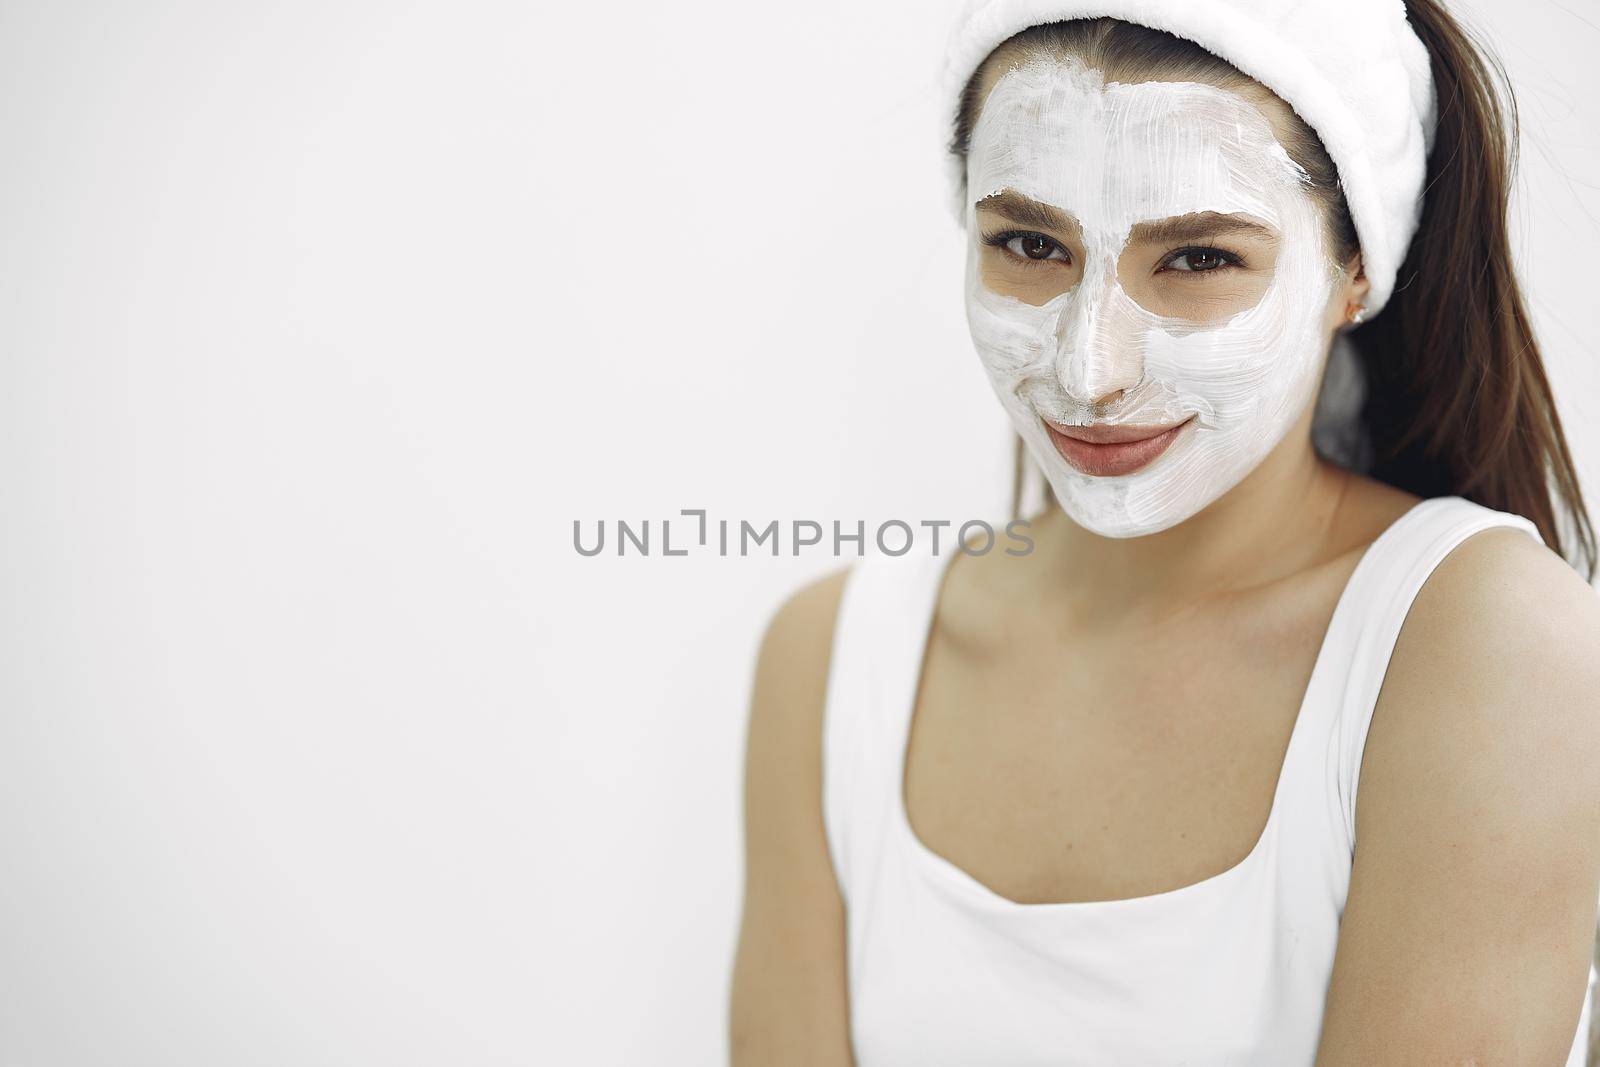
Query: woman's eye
xmin=1163 ymin=247 xmax=1241 ymax=273
xmin=982 ymin=230 xmax=1070 ymax=265
xmin=1006 ymin=234 xmax=1067 ymax=262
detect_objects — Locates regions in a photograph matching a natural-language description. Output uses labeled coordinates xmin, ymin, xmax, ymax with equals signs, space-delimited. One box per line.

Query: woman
xmin=730 ymin=0 xmax=1600 ymax=1062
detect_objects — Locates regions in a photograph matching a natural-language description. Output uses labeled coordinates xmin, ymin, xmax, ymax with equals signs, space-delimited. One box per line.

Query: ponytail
xmin=1354 ymin=0 xmax=1595 ymax=578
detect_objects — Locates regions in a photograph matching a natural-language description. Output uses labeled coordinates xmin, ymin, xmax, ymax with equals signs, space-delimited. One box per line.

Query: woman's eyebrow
xmin=974 ymin=195 xmax=1277 ymax=245
xmin=1129 ymin=213 xmax=1277 ymax=244
xmin=974 ymin=190 xmax=1078 ymax=233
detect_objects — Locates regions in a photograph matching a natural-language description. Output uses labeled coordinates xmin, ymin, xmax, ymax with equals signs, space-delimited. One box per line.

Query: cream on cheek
xmin=963 ymin=57 xmax=1345 ymax=538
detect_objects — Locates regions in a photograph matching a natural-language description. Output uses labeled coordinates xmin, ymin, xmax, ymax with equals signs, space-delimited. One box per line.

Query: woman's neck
xmin=1025 ymin=431 xmax=1353 ymax=616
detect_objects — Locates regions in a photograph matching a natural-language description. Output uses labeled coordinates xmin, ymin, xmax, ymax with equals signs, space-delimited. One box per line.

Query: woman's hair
xmin=949 ymin=2 xmax=1597 ymax=583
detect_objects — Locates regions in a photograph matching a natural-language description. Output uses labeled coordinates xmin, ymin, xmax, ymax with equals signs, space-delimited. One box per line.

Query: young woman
xmin=731 ymin=1 xmax=1600 ymax=1062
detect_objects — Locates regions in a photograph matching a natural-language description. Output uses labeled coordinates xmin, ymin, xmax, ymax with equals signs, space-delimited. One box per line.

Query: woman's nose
xmin=1051 ymin=278 xmax=1145 ymax=407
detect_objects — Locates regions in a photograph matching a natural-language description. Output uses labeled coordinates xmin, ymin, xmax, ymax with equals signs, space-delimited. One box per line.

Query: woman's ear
xmin=1346 ymin=251 xmax=1372 ymax=306
xmin=1334 ymin=251 xmax=1373 ymax=329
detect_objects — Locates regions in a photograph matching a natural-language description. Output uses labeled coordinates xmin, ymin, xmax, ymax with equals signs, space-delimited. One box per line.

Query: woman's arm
xmin=729 ymin=568 xmax=856 ymax=1066
xmin=1315 ymin=528 xmax=1600 ymax=1065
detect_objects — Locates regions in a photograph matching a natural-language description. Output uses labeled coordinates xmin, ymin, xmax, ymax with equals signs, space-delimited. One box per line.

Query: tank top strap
xmin=821 ymin=550 xmax=950 ymax=907
xmin=1322 ymin=495 xmax=1543 ymax=857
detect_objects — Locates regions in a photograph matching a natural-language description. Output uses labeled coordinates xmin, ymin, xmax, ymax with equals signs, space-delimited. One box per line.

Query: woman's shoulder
xmin=740 ymin=567 xmax=856 ymax=891
xmin=1354 ymin=493 xmax=1600 ymax=884
xmin=1331 ymin=475 xmax=1584 ymax=629
xmin=754 ymin=565 xmax=855 ymax=699
xmin=1374 ymin=492 xmax=1600 ymax=730
xmin=751 ymin=551 xmax=944 ymax=731
xmin=1393 ymin=503 xmax=1598 ymax=677
xmin=1330 ymin=504 xmax=1600 ymax=1047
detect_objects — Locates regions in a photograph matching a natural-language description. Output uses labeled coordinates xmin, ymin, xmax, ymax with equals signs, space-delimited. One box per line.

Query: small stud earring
xmin=1348 ymin=304 xmax=1368 ymax=325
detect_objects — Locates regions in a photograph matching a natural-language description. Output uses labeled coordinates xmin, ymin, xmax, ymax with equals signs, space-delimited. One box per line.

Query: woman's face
xmin=964 ymin=54 xmax=1354 ymax=537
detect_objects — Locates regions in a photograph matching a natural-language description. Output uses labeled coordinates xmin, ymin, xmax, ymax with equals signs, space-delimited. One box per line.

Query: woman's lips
xmin=1041 ymin=415 xmax=1194 ymax=476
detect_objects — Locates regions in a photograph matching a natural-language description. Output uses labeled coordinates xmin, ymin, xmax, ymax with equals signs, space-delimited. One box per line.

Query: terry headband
xmin=939 ymin=0 xmax=1439 ymax=317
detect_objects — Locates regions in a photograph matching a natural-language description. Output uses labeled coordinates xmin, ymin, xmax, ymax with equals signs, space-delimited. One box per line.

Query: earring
xmin=1348 ymin=303 xmax=1368 ymax=325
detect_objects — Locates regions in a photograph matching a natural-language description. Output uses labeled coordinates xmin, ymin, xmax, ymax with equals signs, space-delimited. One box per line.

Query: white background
xmin=1 ymin=1 xmax=1596 ymax=1064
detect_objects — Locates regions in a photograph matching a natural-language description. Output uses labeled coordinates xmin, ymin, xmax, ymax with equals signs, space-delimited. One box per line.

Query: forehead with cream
xmin=967 ymin=56 xmax=1312 ymax=253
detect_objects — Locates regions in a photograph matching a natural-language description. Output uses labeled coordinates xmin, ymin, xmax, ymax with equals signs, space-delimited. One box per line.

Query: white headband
xmin=939 ymin=0 xmax=1438 ymax=317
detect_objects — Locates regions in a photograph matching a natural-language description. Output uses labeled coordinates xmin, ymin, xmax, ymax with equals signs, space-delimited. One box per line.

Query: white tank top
xmin=820 ymin=495 xmax=1597 ymax=1065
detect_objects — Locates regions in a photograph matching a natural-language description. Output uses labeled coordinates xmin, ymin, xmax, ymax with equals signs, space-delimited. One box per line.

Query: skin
xmin=729 ymin=57 xmax=1600 ymax=1066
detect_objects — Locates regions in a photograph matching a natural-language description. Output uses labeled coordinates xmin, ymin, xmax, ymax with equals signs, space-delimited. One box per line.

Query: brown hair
xmin=951 ymin=3 xmax=1596 ymax=582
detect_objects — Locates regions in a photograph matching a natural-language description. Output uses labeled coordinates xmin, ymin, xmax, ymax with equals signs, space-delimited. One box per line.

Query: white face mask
xmin=964 ymin=56 xmax=1345 ymax=538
